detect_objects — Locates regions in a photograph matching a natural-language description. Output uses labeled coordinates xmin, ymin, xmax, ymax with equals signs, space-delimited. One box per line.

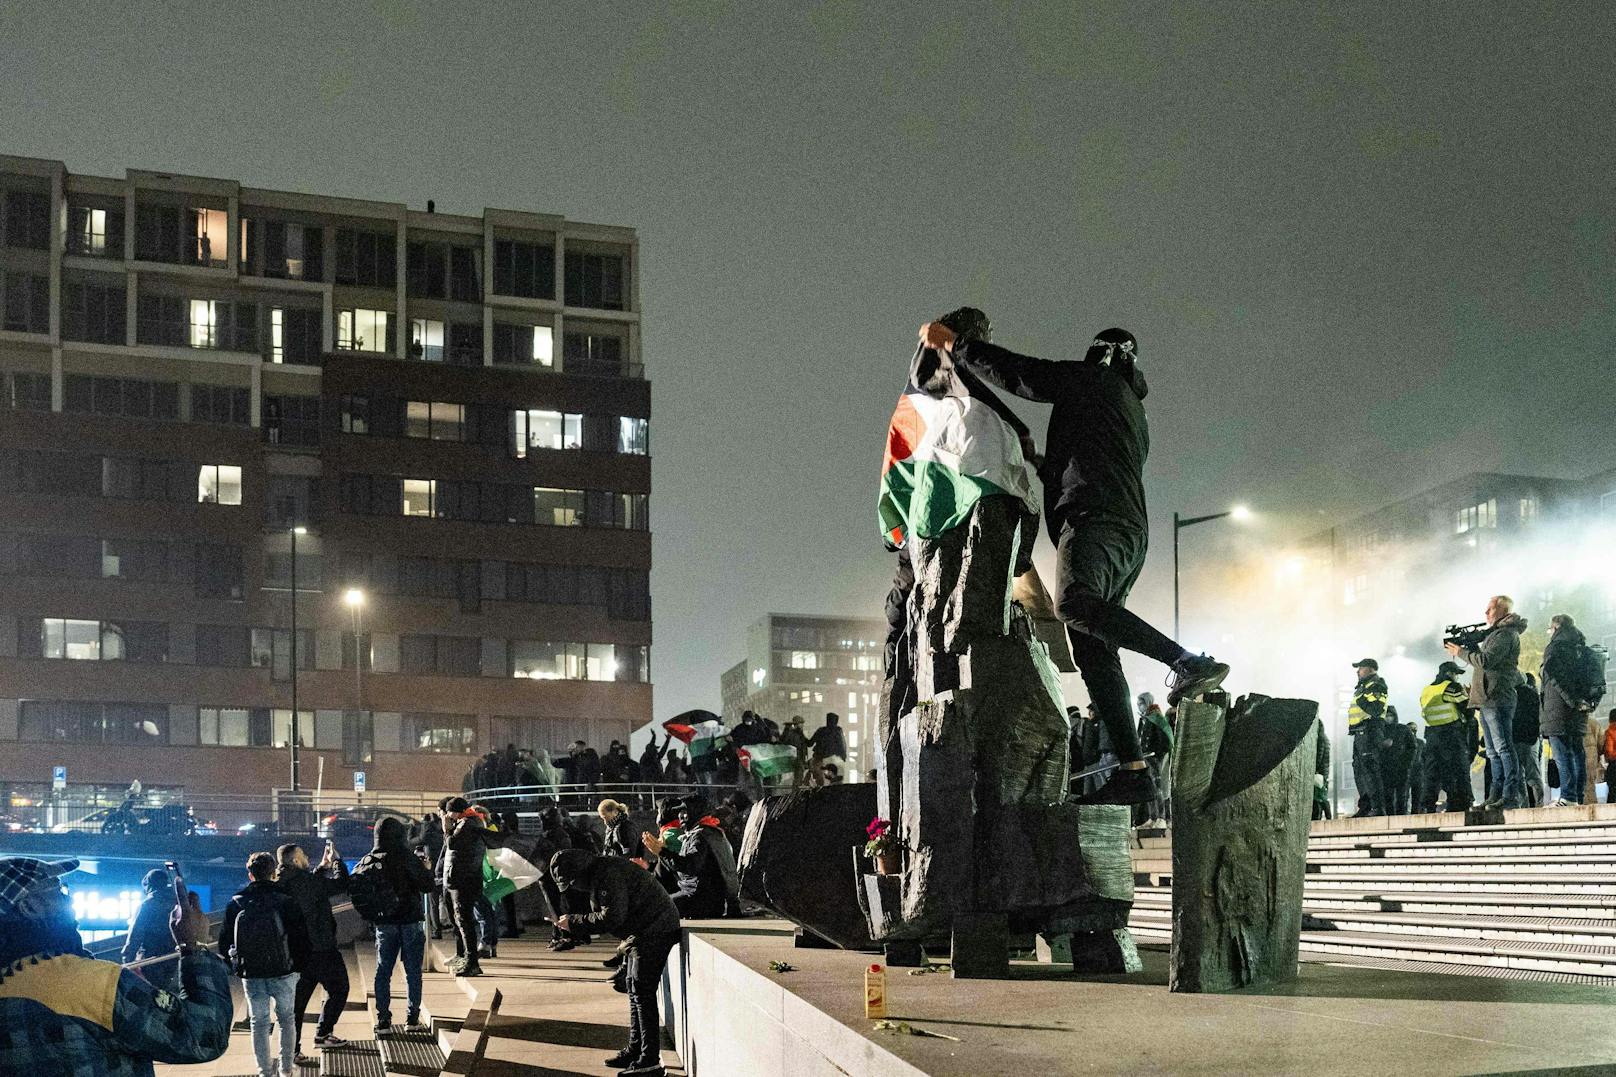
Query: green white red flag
xmin=738 ymin=743 xmax=797 ymax=779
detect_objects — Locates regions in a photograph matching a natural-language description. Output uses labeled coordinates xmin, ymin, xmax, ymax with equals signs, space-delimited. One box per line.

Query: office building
xmin=0 ymin=155 xmax=651 ymax=819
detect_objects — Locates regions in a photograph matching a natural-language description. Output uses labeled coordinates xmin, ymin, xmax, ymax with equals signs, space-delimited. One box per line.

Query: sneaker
xmin=602 ymin=952 xmax=624 ymax=969
xmin=313 ymin=1034 xmax=347 ymax=1048
xmin=1166 ymin=653 xmax=1230 ymax=705
xmin=618 ymin=1062 xmax=667 ymax=1077
xmin=550 ymin=939 xmax=577 ymax=952
xmin=372 ymin=1016 xmax=391 ymax=1036
xmin=1074 ymin=767 xmax=1157 ymax=806
xmin=405 ymin=1011 xmax=425 ymax=1031
xmin=293 ymin=1053 xmax=319 ymax=1068
xmin=606 ymin=1047 xmax=638 ymax=1067
xmin=459 ymin=962 xmax=483 ymax=977
xmin=478 ymin=945 xmax=495 ymax=959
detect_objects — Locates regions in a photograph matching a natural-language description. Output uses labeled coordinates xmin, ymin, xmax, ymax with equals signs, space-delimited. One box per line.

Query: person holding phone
xmin=275 ymin=841 xmax=351 ymax=1063
xmin=0 ymin=855 xmax=231 ymax=1074
xmin=122 ymin=867 xmax=180 ymax=987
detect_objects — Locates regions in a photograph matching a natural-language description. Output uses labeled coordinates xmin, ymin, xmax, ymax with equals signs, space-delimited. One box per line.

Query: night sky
xmin=5 ymin=2 xmax=1614 ymax=722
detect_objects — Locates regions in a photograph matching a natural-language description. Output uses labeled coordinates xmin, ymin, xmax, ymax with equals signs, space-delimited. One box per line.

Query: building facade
xmin=722 ymin=613 xmax=885 ymax=779
xmin=0 ymin=155 xmax=651 ymax=818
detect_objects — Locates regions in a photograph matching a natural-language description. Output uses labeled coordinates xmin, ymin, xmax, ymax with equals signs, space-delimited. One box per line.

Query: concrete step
xmin=1130 ymin=902 xmax=1616 ymax=947
xmin=1311 ymin=837 xmax=1616 ymax=857
xmin=1133 ymin=885 xmax=1616 ymax=920
xmin=1309 ymin=857 xmax=1616 ymax=875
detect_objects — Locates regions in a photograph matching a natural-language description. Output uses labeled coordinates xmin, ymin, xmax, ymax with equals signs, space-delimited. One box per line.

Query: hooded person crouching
xmin=551 ymin=848 xmax=681 ymax=1077
xmin=638 ymin=795 xmax=741 ymax=919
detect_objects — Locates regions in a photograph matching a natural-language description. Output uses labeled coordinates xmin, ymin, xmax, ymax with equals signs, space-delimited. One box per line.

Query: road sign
xmin=353 ymin=770 xmax=366 ymax=793
xmin=52 ymin=766 xmax=66 ymax=791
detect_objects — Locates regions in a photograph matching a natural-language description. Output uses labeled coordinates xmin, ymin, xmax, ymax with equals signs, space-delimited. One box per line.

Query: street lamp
xmin=344 ymin=588 xmax=366 ymax=718
xmin=1172 ymin=506 xmax=1251 ymax=639
xmin=289 ymin=526 xmax=307 ymax=793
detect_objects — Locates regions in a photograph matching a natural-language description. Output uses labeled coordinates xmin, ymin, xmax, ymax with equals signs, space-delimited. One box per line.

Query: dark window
xmin=4 ymin=371 xmax=50 ymax=410
xmin=196 ymin=625 xmax=250 ymax=667
xmin=562 ymin=328 xmax=626 ymax=376
xmin=339 ymin=474 xmax=402 ymax=516
xmin=406 ymin=241 xmax=447 ymax=298
xmin=342 ymin=712 xmax=374 ymax=765
xmin=447 ymin=322 xmax=482 ymax=367
xmin=135 ymin=293 xmax=185 ymax=347
xmin=101 ymin=538 xmax=168 ymax=582
xmin=17 ymin=451 xmax=102 ymax=496
xmin=192 ymin=384 xmax=250 ymax=425
xmin=104 ymin=620 xmax=168 ymax=663
xmin=608 ymin=569 xmax=651 ymax=620
xmin=264 ymin=394 xmax=319 ymax=446
xmin=19 ymin=701 xmax=170 ymax=745
xmin=400 ymin=634 xmax=481 ymax=677
xmin=250 ymin=627 xmax=314 ymax=679
xmin=3 ymin=272 xmax=50 ymax=333
xmin=492 ymin=239 xmax=554 ymax=299
xmin=449 ymin=246 xmax=480 ymax=302
xmin=4 ymin=190 xmax=50 ymax=249
xmin=61 ymin=279 xmax=127 ymax=343
xmin=263 ymin=475 xmax=318 ymax=528
xmin=269 ymin=306 xmax=322 ymax=364
xmin=263 ymin=550 xmax=323 ymax=591
xmin=101 ymin=456 xmax=189 ymax=502
xmin=195 ymin=543 xmax=245 ymax=598
xmin=18 ymin=534 xmax=100 ymax=577
xmin=134 ymin=203 xmax=182 ymax=262
xmin=63 ymin=376 xmax=179 ymax=421
xmin=564 ymin=251 xmax=626 ymax=310
xmin=340 ymin=394 xmax=371 ymax=434
xmin=262 ymin=221 xmax=323 ymax=280
xmin=492 ymin=322 xmax=556 ymax=367
xmin=334 ymin=228 xmax=396 ymax=287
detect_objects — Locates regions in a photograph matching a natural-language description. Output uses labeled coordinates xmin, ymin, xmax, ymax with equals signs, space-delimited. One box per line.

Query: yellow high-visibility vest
xmin=1348 ymin=676 xmax=1387 ymax=728
xmin=1420 ymin=680 xmax=1466 ymax=728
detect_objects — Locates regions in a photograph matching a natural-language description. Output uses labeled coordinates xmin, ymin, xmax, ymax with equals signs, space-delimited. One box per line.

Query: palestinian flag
xmin=738 ymin=743 xmax=797 ymax=779
xmin=878 ymin=343 xmax=1035 ymax=549
xmin=664 ymin=715 xmax=729 ymax=758
xmin=482 ymin=844 xmax=543 ymax=904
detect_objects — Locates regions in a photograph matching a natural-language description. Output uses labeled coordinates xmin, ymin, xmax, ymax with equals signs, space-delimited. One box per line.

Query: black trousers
xmin=1055 ymin=518 xmax=1184 ymax=765
xmin=1351 ymin=722 xmax=1387 ymax=815
xmin=624 ymin=932 xmax=681 ymax=1066
xmin=1422 ymin=723 xmax=1472 ymax=812
xmin=448 ymin=880 xmax=482 ymax=960
xmin=294 ymin=947 xmax=350 ymax=1045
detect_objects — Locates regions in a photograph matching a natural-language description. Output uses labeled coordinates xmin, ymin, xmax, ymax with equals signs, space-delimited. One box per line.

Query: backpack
xmin=1569 ymin=644 xmax=1609 ymax=708
xmin=229 ymin=891 xmax=292 ymax=978
xmin=348 ymin=852 xmax=405 ymax=921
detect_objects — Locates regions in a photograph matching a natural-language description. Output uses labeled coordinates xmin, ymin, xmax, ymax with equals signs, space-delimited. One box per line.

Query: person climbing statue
xmin=916 ymin=321 xmax=1230 ymax=806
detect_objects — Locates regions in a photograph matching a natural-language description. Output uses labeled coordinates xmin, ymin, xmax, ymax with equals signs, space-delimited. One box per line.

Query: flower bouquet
xmin=865 ymin=817 xmax=904 ymax=875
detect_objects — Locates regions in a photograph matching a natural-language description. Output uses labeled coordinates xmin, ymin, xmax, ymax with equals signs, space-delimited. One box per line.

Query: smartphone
xmin=167 ymin=861 xmax=188 ymax=906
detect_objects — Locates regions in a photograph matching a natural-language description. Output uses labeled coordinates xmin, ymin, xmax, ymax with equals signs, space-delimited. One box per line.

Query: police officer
xmin=1420 ymin=660 xmax=1474 ymax=812
xmin=1348 ymin=658 xmax=1391 ymax=817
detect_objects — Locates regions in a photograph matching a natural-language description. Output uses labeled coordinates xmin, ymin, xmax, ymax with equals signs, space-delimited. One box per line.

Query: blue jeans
xmin=373 ymin=921 xmax=425 ymax=1023
xmin=1549 ymin=733 xmax=1587 ymax=803
xmin=1479 ymin=696 xmax=1522 ymax=805
xmin=245 ymin=972 xmax=298 ymax=1077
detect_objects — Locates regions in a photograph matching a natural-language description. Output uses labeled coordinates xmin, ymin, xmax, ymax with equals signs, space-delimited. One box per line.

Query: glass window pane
xmin=405 ymin=401 xmax=432 ymax=439
xmin=533 ymin=325 xmax=553 ymax=366
xmin=533 ymin=487 xmax=582 ymax=526
xmin=65 ymin=619 xmax=101 ymax=660
xmin=402 ymin=478 xmax=434 ymax=517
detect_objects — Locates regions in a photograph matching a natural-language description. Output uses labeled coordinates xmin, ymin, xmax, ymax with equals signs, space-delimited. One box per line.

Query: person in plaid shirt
xmin=0 ymin=856 xmax=231 ymax=1076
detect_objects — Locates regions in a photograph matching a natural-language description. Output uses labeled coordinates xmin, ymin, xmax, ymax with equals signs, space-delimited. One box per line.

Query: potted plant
xmin=866 ymin=817 xmax=904 ymax=875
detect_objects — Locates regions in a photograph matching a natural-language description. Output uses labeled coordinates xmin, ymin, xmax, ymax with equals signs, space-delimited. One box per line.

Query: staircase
xmin=1129 ymin=811 xmax=1616 ymax=984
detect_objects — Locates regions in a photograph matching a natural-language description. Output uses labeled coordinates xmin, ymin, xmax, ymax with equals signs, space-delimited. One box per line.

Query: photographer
xmin=1445 ymin=595 xmax=1529 ymax=810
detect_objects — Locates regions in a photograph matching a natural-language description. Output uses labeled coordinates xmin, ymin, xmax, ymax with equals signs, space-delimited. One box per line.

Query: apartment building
xmin=722 ymin=612 xmax=886 ymax=779
xmin=0 ymin=155 xmax=651 ymax=815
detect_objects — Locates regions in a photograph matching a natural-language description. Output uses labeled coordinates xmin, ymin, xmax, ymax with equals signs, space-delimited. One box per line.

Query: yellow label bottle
xmin=865 ymin=963 xmax=887 ymax=1019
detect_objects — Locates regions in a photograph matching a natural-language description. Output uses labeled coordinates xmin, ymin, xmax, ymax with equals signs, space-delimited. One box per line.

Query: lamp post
xmin=344 ymin=588 xmax=366 ymax=715
xmin=1172 ymin=505 xmax=1251 ymax=639
xmin=289 ymin=526 xmax=307 ymax=792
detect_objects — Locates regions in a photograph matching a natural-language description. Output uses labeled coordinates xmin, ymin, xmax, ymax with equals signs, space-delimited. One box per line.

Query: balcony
xmin=136 ymin=317 xmax=258 ymax=354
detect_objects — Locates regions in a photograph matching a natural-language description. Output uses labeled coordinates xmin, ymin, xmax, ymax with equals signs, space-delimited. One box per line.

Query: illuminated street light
xmin=1174 ymin=505 xmax=1254 ymax=639
xmin=343 ymin=587 xmax=365 ymax=608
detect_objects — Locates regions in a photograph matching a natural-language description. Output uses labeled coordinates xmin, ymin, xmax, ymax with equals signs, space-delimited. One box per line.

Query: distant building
xmin=722 ymin=612 xmax=885 ymax=779
xmin=0 ymin=154 xmax=651 ymax=821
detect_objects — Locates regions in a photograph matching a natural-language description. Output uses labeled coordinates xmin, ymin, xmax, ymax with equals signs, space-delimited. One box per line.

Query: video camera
xmin=1443 ymin=622 xmax=1489 ymax=650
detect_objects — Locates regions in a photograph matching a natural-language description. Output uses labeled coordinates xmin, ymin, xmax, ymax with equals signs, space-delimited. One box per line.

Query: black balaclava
xmin=938 ymin=306 xmax=991 ymax=345
xmin=1085 ymin=328 xmax=1138 ymax=370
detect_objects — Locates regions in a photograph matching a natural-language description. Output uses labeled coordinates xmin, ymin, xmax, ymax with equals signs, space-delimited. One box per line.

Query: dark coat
xmin=443 ymin=815 xmax=511 ymax=886
xmin=954 ymin=338 xmax=1150 ymax=532
xmin=1513 ymin=682 xmax=1542 ymax=744
xmin=364 ymin=817 xmax=436 ymax=924
xmin=1463 ymin=614 xmax=1527 ymax=705
xmin=1380 ymin=722 xmax=1418 ymax=788
xmin=602 ymin=813 xmax=639 ymax=859
xmin=808 ymin=725 xmax=845 ymax=760
xmin=1541 ymin=626 xmax=1592 ymax=738
xmin=121 ymin=889 xmax=177 ymax=964
xmin=551 ymin=849 xmax=680 ymax=941
xmin=275 ymin=859 xmax=348 ymax=952
xmin=662 ymin=823 xmax=741 ymax=917
xmin=218 ymin=880 xmax=311 ymax=974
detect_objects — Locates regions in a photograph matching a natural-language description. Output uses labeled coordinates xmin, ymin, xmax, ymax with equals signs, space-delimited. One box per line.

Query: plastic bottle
xmin=865 ymin=962 xmax=887 ymax=1019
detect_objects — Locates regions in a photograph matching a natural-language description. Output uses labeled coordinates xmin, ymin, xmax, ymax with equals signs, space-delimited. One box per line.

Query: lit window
xmin=405 ymin=401 xmax=465 ymax=441
xmin=193 ymin=208 xmax=228 ymax=265
xmin=238 ymin=218 xmax=250 ymax=266
xmin=533 ymin=325 xmax=554 ymax=366
xmin=338 ymin=308 xmax=389 ymax=352
xmin=410 ymin=318 xmax=444 ymax=361
xmin=197 ymin=464 xmax=242 ymax=505
xmin=270 ymin=307 xmax=284 ymax=363
xmin=789 ymin=651 xmax=820 ymax=669
xmin=402 ymin=478 xmax=435 ymax=517
xmin=512 ymin=410 xmax=582 ymax=456
xmin=534 ymin=487 xmax=584 ymax=526
xmin=42 ymin=618 xmax=102 ymax=660
xmin=618 ymin=417 xmax=649 ymax=455
xmin=189 ymin=299 xmax=219 ymax=348
xmin=1519 ymin=497 xmax=1538 ymax=521
xmin=80 ymin=208 xmax=107 ymax=255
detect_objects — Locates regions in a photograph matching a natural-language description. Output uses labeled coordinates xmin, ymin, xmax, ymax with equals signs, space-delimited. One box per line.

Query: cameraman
xmin=1446 ymin=595 xmax=1529 ymax=810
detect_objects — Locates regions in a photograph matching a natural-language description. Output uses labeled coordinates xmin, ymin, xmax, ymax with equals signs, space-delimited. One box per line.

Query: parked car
xmin=318 ymin=806 xmax=414 ymax=856
xmin=50 ymin=802 xmax=200 ymax=836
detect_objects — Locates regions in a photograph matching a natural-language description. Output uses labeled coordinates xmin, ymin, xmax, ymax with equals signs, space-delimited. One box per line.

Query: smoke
xmin=1177 ymin=509 xmax=1616 ymax=752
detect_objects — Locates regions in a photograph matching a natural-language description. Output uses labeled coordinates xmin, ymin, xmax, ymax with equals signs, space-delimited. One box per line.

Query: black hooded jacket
xmin=953 ymin=338 xmax=1150 ymax=532
xmin=550 ymin=849 xmax=680 ymax=941
xmin=363 ymin=816 xmax=436 ymax=924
